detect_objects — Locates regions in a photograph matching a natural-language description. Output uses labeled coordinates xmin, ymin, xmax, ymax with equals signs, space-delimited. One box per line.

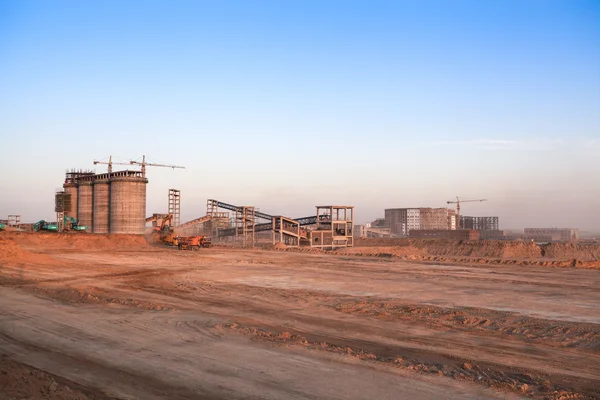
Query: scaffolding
xmin=168 ymin=189 xmax=181 ymax=227
xmin=54 ymin=191 xmax=71 ymax=231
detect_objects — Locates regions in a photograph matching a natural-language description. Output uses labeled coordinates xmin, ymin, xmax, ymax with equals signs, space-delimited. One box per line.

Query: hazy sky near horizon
xmin=1 ymin=0 xmax=599 ymax=230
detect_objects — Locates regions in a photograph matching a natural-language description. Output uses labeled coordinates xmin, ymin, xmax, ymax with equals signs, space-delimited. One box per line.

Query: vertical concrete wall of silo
xmin=109 ymin=177 xmax=147 ymax=234
xmin=63 ymin=183 xmax=78 ymax=220
xmin=77 ymin=182 xmax=93 ymax=228
xmin=92 ymin=179 xmax=110 ymax=233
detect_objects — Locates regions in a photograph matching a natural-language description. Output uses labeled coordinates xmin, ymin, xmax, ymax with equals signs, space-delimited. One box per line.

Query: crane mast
xmin=446 ymin=197 xmax=487 ymax=229
xmin=93 ymin=155 xmax=131 ymax=174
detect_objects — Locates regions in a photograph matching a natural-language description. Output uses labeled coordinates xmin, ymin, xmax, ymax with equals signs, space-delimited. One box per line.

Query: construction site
xmin=1 ymin=157 xmax=599 ymax=400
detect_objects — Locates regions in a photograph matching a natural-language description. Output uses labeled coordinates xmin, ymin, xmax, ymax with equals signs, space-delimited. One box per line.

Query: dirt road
xmin=1 ymin=234 xmax=599 ymax=399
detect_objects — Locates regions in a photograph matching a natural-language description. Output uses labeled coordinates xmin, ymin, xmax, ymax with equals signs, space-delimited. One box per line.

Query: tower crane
xmin=130 ymin=155 xmax=185 ymax=178
xmin=93 ymin=155 xmax=131 ymax=174
xmin=447 ymin=197 xmax=487 ymax=229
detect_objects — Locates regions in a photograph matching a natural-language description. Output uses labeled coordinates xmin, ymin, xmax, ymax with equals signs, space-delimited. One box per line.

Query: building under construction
xmin=460 ymin=216 xmax=499 ymax=231
xmin=384 ymin=207 xmax=456 ymax=236
xmin=63 ymin=169 xmax=148 ymax=234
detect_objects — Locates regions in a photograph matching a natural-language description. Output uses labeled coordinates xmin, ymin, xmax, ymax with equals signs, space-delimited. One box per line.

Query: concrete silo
xmin=77 ymin=181 xmax=93 ymax=228
xmin=92 ymin=177 xmax=110 ymax=233
xmin=63 ymin=182 xmax=78 ymax=220
xmin=109 ymin=172 xmax=148 ymax=234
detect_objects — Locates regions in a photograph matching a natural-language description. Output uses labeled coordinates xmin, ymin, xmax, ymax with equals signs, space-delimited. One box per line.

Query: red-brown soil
xmin=350 ymin=238 xmax=600 ymax=268
xmin=1 ymin=232 xmax=599 ymax=399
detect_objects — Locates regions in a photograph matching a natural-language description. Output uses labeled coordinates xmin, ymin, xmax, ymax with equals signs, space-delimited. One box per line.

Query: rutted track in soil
xmin=216 ymin=322 xmax=596 ymax=400
xmin=2 ymin=239 xmax=600 ymax=400
xmin=334 ymin=300 xmax=600 ymax=350
xmin=0 ymin=355 xmax=118 ymax=400
xmin=49 ymin=277 xmax=599 ymax=399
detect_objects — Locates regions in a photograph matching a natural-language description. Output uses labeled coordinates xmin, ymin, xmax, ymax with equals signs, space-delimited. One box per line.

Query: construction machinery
xmin=0 ymin=223 xmax=5 ymax=231
xmin=146 ymin=214 xmax=179 ymax=245
xmin=447 ymin=197 xmax=487 ymax=229
xmin=63 ymin=215 xmax=88 ymax=232
xmin=155 ymin=214 xmax=173 ymax=233
xmin=33 ymin=220 xmax=59 ymax=232
xmin=177 ymin=236 xmax=211 ymax=250
xmin=93 ymin=155 xmax=132 ymax=174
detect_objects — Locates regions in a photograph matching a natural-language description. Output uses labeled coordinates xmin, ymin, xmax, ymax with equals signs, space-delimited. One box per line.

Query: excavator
xmin=147 ymin=214 xmax=178 ymax=246
xmin=63 ymin=216 xmax=88 ymax=232
xmin=33 ymin=220 xmax=59 ymax=232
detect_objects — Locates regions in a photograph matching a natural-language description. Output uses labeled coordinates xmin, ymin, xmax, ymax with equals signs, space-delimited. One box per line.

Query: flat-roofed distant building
xmin=460 ymin=216 xmax=499 ymax=231
xmin=524 ymin=228 xmax=579 ymax=242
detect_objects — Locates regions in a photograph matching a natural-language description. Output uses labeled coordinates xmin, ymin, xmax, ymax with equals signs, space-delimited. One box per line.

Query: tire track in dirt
xmin=0 ymin=331 xmax=224 ymax=400
xmin=333 ymin=300 xmax=600 ymax=351
xmin=216 ymin=322 xmax=597 ymax=400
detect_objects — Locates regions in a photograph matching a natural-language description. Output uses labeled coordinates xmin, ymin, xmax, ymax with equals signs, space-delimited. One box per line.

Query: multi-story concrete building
xmin=447 ymin=209 xmax=457 ymax=231
xmin=385 ymin=208 xmax=455 ymax=236
xmin=461 ymin=216 xmax=499 ymax=231
xmin=353 ymin=225 xmax=367 ymax=239
xmin=409 ymin=229 xmax=479 ymax=240
xmin=524 ymin=228 xmax=579 ymax=242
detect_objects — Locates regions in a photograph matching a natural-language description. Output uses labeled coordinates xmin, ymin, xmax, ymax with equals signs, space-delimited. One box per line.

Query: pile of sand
xmin=273 ymin=242 xmax=288 ymax=250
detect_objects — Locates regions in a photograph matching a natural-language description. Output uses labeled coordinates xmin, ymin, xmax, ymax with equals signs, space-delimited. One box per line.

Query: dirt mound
xmin=9 ymin=232 xmax=150 ymax=251
xmin=409 ymin=239 xmax=543 ymax=259
xmin=335 ymin=246 xmax=427 ymax=258
xmin=543 ymin=243 xmax=600 ymax=261
xmin=0 ymin=235 xmax=56 ymax=264
xmin=356 ymin=238 xmax=600 ymax=262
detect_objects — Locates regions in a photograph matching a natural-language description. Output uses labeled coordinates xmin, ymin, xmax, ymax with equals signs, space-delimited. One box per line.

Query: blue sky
xmin=1 ymin=0 xmax=599 ymax=230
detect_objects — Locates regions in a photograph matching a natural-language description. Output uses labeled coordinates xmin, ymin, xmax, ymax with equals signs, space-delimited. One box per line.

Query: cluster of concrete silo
xmin=63 ymin=170 xmax=148 ymax=234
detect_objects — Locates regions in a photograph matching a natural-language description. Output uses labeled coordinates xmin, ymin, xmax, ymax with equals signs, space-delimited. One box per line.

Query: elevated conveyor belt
xmin=178 ymin=215 xmax=212 ymax=229
xmin=217 ymin=215 xmax=317 ymax=237
xmin=208 ymin=200 xmax=273 ymax=221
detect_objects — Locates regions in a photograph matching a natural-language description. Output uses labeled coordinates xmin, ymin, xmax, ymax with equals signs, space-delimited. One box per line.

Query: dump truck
xmin=33 ymin=220 xmax=59 ymax=232
xmin=160 ymin=231 xmax=179 ymax=246
xmin=177 ymin=236 xmax=211 ymax=250
xmin=64 ymin=216 xmax=88 ymax=232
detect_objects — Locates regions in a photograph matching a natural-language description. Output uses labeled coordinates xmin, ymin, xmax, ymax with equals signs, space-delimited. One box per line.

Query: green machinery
xmin=33 ymin=220 xmax=59 ymax=232
xmin=63 ymin=216 xmax=88 ymax=232
xmin=0 ymin=223 xmax=5 ymax=230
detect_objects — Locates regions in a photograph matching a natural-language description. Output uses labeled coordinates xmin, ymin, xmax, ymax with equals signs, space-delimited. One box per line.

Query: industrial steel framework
xmin=235 ymin=206 xmax=256 ymax=247
xmin=210 ymin=199 xmax=322 ymax=248
xmin=168 ymin=189 xmax=181 ymax=227
xmin=207 ymin=199 xmax=357 ymax=248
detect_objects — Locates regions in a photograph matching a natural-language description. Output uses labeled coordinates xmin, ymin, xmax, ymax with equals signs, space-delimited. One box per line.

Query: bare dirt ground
xmin=1 ymin=233 xmax=599 ymax=399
